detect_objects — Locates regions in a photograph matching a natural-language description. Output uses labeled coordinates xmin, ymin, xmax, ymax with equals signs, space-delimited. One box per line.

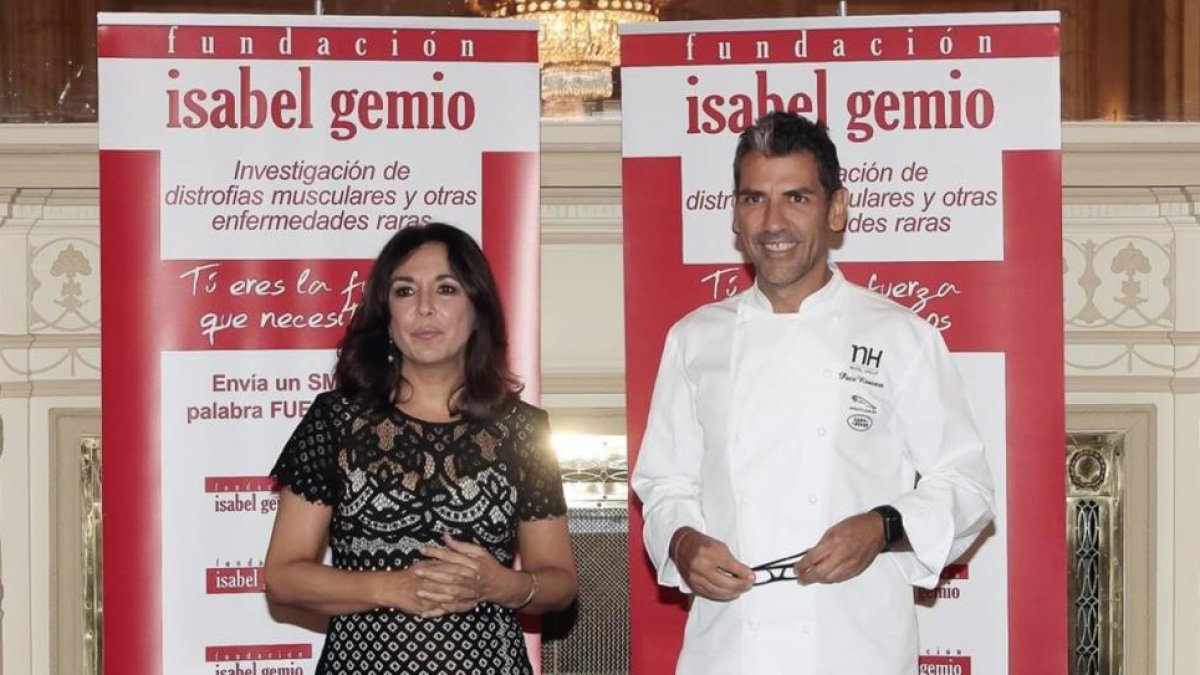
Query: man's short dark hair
xmin=733 ymin=112 xmax=843 ymax=196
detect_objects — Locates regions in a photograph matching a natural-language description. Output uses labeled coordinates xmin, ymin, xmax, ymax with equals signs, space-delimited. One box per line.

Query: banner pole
xmin=837 ymin=1 xmax=848 ymax=16
xmin=314 ymin=0 xmax=323 ymax=15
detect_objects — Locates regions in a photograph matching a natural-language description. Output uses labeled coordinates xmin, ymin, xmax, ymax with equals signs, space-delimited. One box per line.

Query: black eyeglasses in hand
xmin=750 ymin=550 xmax=810 ymax=587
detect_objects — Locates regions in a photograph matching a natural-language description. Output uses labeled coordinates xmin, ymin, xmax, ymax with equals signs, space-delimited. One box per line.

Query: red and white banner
xmin=620 ymin=12 xmax=1064 ymax=675
xmin=98 ymin=14 xmax=540 ymax=675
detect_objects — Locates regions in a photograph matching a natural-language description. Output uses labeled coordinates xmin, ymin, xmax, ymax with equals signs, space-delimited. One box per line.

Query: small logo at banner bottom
xmin=941 ymin=563 xmax=970 ymax=580
xmin=916 ymin=585 xmax=963 ymax=602
xmin=207 ymin=476 xmax=281 ymax=515
xmin=206 ymin=476 xmax=279 ymax=493
xmin=916 ymin=563 xmax=971 ymax=602
xmin=206 ymin=643 xmax=313 ymax=675
xmin=919 ymin=654 xmax=971 ymax=675
xmin=207 ymin=566 xmax=265 ymax=594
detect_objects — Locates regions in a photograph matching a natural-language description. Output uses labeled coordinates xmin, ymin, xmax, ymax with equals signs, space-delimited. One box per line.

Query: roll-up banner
xmin=97 ymin=14 xmax=540 ymax=675
xmin=621 ymin=12 xmax=1064 ymax=675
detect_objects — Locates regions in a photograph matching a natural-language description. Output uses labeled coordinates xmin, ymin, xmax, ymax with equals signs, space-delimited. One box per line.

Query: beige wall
xmin=0 ymin=121 xmax=1197 ymax=674
xmin=1060 ymin=124 xmax=1200 ymax=673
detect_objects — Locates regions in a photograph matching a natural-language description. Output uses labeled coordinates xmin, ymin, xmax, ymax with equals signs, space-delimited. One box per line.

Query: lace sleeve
xmin=511 ymin=405 xmax=567 ymax=521
xmin=270 ymin=392 xmax=342 ymax=506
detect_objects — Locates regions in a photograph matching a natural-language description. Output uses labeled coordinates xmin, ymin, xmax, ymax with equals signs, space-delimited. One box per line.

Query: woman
xmin=264 ymin=222 xmax=577 ymax=674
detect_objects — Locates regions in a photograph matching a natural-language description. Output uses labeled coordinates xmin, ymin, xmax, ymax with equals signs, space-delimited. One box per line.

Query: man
xmin=630 ymin=111 xmax=996 ymax=674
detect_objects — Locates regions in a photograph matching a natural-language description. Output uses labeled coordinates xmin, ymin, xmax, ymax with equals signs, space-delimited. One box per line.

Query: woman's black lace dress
xmin=270 ymin=391 xmax=566 ymax=675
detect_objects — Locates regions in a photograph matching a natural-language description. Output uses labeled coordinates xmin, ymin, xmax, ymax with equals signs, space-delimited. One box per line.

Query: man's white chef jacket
xmin=631 ymin=266 xmax=995 ymax=675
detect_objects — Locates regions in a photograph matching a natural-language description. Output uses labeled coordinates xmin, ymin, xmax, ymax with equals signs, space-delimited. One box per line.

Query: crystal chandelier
xmin=469 ymin=1 xmax=669 ymax=114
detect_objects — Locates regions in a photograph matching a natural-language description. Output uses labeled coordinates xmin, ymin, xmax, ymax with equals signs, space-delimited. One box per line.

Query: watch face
xmin=874 ymin=506 xmax=901 ymax=546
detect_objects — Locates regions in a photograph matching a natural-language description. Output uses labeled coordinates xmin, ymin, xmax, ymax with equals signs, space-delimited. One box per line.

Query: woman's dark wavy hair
xmin=334 ymin=222 xmax=522 ymax=420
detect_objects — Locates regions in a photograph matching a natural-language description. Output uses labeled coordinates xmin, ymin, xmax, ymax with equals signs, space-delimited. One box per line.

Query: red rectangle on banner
xmin=205 ymin=644 xmax=313 ymax=662
xmin=101 ymin=149 xmax=164 ymax=675
xmin=206 ymin=567 xmax=265 ymax=594
xmin=919 ymin=655 xmax=972 ymax=674
xmin=157 ymin=258 xmax=368 ymax=351
xmin=622 ymin=24 xmax=1059 ymax=66
xmin=941 ymin=563 xmax=970 ymax=580
xmin=98 ymin=26 xmax=538 ymax=62
xmin=204 ymin=476 xmax=279 ymax=493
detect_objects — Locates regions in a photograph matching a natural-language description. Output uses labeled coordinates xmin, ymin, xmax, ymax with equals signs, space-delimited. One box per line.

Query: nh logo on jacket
xmin=851 ymin=344 xmax=883 ymax=369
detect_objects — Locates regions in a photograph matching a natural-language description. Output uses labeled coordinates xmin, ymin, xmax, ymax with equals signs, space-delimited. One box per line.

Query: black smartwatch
xmin=871 ymin=505 xmax=904 ymax=551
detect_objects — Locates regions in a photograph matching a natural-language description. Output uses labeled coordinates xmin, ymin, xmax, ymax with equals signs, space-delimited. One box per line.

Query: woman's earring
xmin=386 ymin=330 xmax=396 ymax=363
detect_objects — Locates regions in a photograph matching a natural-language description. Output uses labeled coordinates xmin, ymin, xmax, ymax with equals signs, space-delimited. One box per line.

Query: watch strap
xmin=871 ymin=505 xmax=904 ymax=551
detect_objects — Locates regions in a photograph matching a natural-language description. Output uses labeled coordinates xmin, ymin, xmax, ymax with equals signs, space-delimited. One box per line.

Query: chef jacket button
xmin=740 ymin=496 xmax=751 ymax=507
xmin=817 ymin=427 xmax=827 ymax=437
xmin=748 ymin=620 xmax=760 ymax=632
xmin=807 ymin=494 xmax=818 ymax=505
xmin=822 ymin=368 xmax=832 ymax=378
xmin=801 ymin=622 xmax=813 ymax=635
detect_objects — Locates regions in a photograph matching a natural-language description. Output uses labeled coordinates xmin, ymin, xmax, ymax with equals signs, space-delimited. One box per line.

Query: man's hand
xmin=671 ymin=527 xmax=754 ymax=601
xmin=793 ymin=512 xmax=886 ymax=584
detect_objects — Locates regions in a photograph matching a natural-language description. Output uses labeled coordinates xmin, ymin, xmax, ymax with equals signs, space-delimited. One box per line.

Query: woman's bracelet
xmin=514 ymin=571 xmax=538 ymax=609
